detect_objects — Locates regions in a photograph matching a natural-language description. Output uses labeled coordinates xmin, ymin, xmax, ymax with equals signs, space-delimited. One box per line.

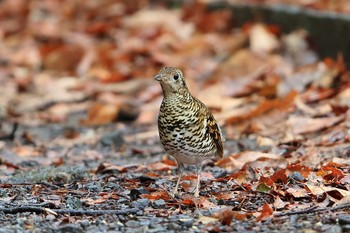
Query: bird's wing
xmin=197 ymin=101 xmax=224 ymax=159
xmin=206 ymin=113 xmax=224 ymax=159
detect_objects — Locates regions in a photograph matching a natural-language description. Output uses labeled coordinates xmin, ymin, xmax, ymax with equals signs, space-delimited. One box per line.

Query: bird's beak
xmin=154 ymin=74 xmax=162 ymax=81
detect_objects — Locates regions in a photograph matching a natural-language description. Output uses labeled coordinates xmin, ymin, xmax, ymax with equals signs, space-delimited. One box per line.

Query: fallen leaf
xmin=148 ymin=161 xmax=174 ymax=171
xmin=214 ymin=193 xmax=234 ymax=200
xmin=95 ymin=162 xmax=128 ymax=174
xmin=288 ymin=115 xmax=345 ymax=134
xmin=216 ymin=151 xmax=281 ymax=170
xmin=256 ymin=203 xmax=273 ymax=221
xmin=286 ymin=164 xmax=312 ymax=179
xmin=305 ymin=182 xmax=350 ymax=198
xmin=226 ymin=91 xmax=297 ymax=124
xmin=256 ymin=182 xmax=272 ymax=193
xmin=249 ymin=24 xmax=280 ymax=55
xmin=141 ymin=191 xmax=172 ymax=201
xmin=333 ymin=195 xmax=350 ymax=206
xmin=181 ymin=199 xmax=194 ymax=206
xmin=212 ymin=208 xmax=248 ymax=225
xmin=199 ymin=215 xmax=219 ymax=224
xmin=286 ymin=186 xmax=309 ymax=198
xmin=273 ymin=195 xmax=287 ymax=209
xmin=317 ymin=162 xmax=345 ymax=181
xmin=80 ymin=102 xmax=120 ymax=126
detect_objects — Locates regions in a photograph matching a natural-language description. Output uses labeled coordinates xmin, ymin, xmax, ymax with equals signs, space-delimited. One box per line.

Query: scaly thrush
xmin=155 ymin=67 xmax=223 ymax=197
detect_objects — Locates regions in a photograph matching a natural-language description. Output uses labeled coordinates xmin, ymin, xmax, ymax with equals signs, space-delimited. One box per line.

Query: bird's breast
xmin=158 ymin=100 xmax=218 ymax=160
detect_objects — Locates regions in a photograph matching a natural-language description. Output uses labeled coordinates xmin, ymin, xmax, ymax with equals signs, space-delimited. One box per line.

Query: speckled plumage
xmin=155 ymin=67 xmax=223 ymax=197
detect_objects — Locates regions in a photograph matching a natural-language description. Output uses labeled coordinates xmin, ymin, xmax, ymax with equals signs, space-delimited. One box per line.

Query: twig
xmin=0 ymin=182 xmax=60 ymax=189
xmin=274 ymin=203 xmax=350 ymax=217
xmin=0 ymin=207 xmax=58 ymax=215
xmin=0 ymin=206 xmax=140 ymax=216
xmin=0 ymin=122 xmax=18 ymax=141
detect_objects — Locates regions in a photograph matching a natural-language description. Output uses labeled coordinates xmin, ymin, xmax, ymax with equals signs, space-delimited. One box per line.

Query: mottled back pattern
xmin=155 ymin=67 xmax=223 ymax=165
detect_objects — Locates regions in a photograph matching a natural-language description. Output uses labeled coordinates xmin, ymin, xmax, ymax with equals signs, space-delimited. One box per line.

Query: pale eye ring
xmin=173 ymin=74 xmax=179 ymax=80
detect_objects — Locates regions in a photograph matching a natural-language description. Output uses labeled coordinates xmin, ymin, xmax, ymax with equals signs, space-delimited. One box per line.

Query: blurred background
xmin=0 ymin=0 xmax=349 ymax=163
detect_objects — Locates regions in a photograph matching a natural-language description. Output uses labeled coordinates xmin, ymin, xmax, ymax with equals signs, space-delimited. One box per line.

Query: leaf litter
xmin=1 ymin=0 xmax=350 ymax=232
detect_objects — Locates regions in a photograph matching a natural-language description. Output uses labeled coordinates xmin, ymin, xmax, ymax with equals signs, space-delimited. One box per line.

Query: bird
xmin=154 ymin=67 xmax=223 ymax=197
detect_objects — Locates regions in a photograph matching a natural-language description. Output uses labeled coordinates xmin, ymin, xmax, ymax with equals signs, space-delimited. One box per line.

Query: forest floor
xmin=1 ymin=0 xmax=350 ymax=232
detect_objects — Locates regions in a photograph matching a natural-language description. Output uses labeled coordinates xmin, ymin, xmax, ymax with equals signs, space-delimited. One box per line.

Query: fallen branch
xmin=0 ymin=206 xmax=140 ymax=216
xmin=274 ymin=203 xmax=350 ymax=217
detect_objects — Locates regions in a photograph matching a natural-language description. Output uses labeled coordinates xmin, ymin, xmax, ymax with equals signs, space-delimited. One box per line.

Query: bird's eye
xmin=173 ymin=74 xmax=179 ymax=80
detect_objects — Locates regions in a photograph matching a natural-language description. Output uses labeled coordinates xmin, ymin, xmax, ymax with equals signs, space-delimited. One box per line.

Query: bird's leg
xmin=194 ymin=163 xmax=202 ymax=198
xmin=173 ymin=162 xmax=184 ymax=196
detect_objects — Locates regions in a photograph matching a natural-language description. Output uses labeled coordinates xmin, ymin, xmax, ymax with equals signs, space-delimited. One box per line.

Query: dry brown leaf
xmin=141 ymin=191 xmax=172 ymax=201
xmin=123 ymin=9 xmax=194 ymax=40
xmin=12 ymin=146 xmax=41 ymax=157
xmin=212 ymin=208 xmax=249 ymax=225
xmin=80 ymin=102 xmax=120 ymax=126
xmin=214 ymin=193 xmax=235 ymax=200
xmin=148 ymin=161 xmax=174 ymax=171
xmin=42 ymin=44 xmax=84 ymax=72
xmin=95 ymin=162 xmax=128 ymax=174
xmin=305 ymin=182 xmax=350 ymax=198
xmin=317 ymin=162 xmax=345 ymax=181
xmin=287 ymin=115 xmax=345 ymax=134
xmin=334 ymin=195 xmax=350 ymax=206
xmin=270 ymin=169 xmax=288 ymax=183
xmin=256 ymin=203 xmax=273 ymax=221
xmin=273 ymin=195 xmax=287 ymax=209
xmin=286 ymin=164 xmax=312 ymax=178
xmin=225 ymin=91 xmax=297 ymax=124
xmin=216 ymin=151 xmax=281 ymax=170
xmin=199 ymin=215 xmax=219 ymax=224
xmin=286 ymin=186 xmax=309 ymax=198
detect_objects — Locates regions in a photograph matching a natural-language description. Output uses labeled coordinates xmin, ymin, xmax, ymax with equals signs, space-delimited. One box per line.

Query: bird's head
xmin=154 ymin=67 xmax=189 ymax=98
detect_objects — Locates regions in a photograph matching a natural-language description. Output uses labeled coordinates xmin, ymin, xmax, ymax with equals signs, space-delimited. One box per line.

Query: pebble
xmin=105 ymin=182 xmax=121 ymax=190
xmin=338 ymin=215 xmax=350 ymax=225
xmin=167 ymin=222 xmax=181 ymax=230
xmin=146 ymin=227 xmax=168 ymax=233
xmin=211 ymin=167 xmax=227 ymax=178
xmin=100 ymin=131 xmax=124 ymax=148
xmin=288 ymin=171 xmax=305 ymax=181
xmin=341 ymin=224 xmax=350 ymax=231
xmin=125 ymin=220 xmax=140 ymax=228
xmin=133 ymin=198 xmax=150 ymax=209
xmin=56 ymin=224 xmax=83 ymax=233
xmin=66 ymin=196 xmax=83 ymax=209
xmin=79 ymin=220 xmax=90 ymax=229
xmin=325 ymin=225 xmax=342 ymax=233
xmin=139 ymin=219 xmax=151 ymax=226
xmin=85 ymin=183 xmax=102 ymax=192
xmin=153 ymin=199 xmax=166 ymax=208
xmin=179 ymin=217 xmax=194 ymax=228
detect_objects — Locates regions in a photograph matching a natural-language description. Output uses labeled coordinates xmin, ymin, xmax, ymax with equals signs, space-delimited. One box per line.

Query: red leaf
xmin=182 ymin=199 xmax=194 ymax=206
xmin=286 ymin=164 xmax=311 ymax=179
xmin=259 ymin=176 xmax=274 ymax=187
xmin=212 ymin=208 xmax=250 ymax=225
xmin=331 ymin=105 xmax=349 ymax=115
xmin=270 ymin=169 xmax=288 ymax=183
xmin=317 ymin=162 xmax=345 ymax=181
xmin=256 ymin=203 xmax=273 ymax=221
